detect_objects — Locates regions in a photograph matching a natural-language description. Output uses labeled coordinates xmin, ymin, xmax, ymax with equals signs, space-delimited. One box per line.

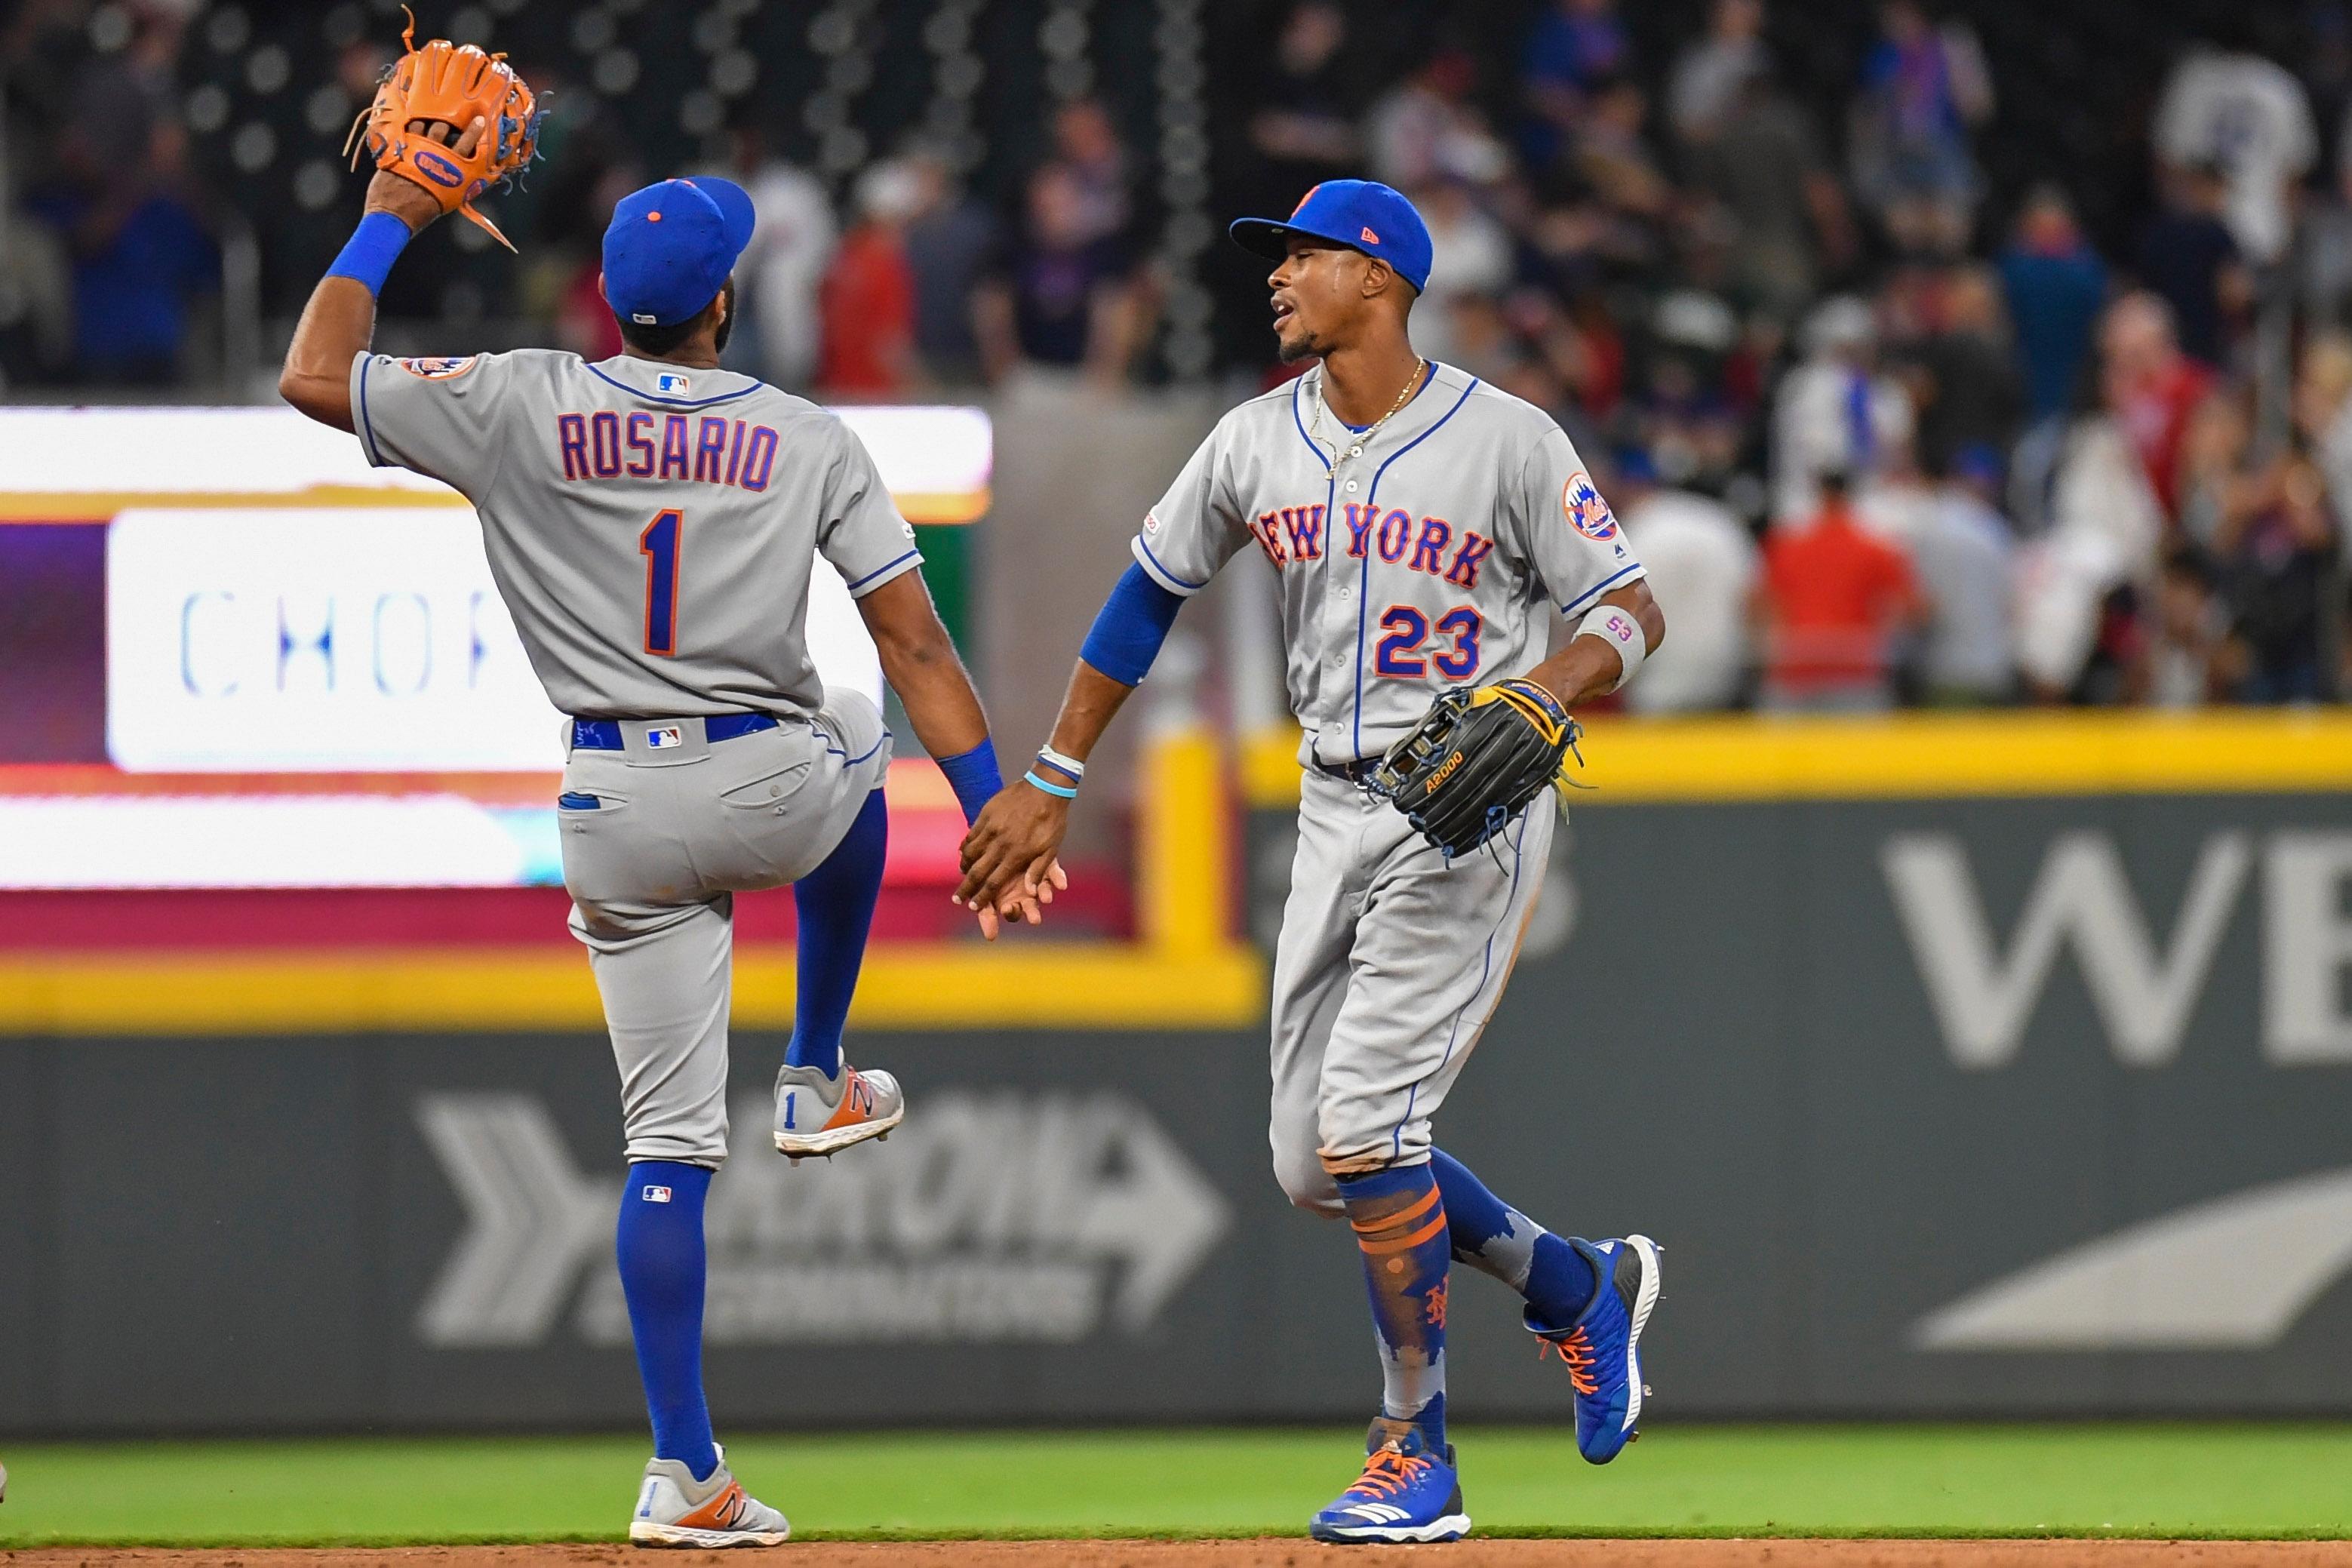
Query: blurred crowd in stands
xmin=12 ymin=0 xmax=2352 ymax=707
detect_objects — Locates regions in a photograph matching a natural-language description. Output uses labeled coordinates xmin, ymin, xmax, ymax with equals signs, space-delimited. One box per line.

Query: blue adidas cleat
xmin=1527 ymin=1234 xmax=1662 ymax=1464
xmin=1308 ymin=1419 xmax=1470 ymax=1544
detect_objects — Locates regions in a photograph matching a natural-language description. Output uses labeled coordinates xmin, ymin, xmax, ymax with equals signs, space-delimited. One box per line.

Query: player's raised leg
xmin=774 ymin=786 xmax=903 ymax=1158
xmin=1431 ymin=1148 xmax=1662 ymax=1463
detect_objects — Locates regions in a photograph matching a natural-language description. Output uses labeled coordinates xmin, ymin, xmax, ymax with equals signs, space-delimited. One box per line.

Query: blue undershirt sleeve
xmin=1079 ymin=561 xmax=1186 ymax=687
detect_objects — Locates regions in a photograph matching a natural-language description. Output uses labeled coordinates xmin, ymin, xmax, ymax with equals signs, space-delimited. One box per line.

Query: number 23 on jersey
xmin=1376 ymin=604 xmax=1481 ymax=680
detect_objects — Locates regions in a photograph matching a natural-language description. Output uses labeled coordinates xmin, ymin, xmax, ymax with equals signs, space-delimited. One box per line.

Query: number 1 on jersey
xmin=639 ymin=508 xmax=682 ymax=656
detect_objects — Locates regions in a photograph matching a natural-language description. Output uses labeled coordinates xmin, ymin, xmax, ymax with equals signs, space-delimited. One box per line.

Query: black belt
xmin=1312 ymin=755 xmax=1381 ymax=786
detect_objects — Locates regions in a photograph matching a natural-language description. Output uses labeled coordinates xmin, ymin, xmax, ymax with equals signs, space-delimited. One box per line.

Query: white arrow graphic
xmin=1067 ymin=1096 xmax=1232 ymax=1333
xmin=1914 ymin=1166 xmax=2352 ymax=1351
xmin=414 ymin=1088 xmax=1229 ymax=1348
xmin=414 ymin=1094 xmax=614 ymax=1347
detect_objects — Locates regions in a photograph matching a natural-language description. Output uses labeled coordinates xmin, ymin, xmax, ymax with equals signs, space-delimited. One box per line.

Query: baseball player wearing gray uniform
xmin=958 ymin=182 xmax=1666 ymax=1543
xmin=282 ymin=141 xmax=1044 ymax=1546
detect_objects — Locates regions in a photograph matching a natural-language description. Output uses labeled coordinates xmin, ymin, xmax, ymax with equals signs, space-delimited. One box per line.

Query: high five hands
xmin=955 ymin=782 xmax=1071 ymax=941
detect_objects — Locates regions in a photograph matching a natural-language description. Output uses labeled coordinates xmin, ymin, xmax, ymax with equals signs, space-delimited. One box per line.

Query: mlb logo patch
xmin=646 ymin=725 xmax=684 ymax=749
xmin=641 ymin=1185 xmax=672 ymax=1204
xmin=1562 ymin=470 xmax=1619 ymax=540
xmin=656 ymin=371 xmax=692 ymax=394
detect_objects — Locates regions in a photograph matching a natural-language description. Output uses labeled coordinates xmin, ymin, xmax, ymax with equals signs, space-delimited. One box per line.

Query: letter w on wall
xmin=1881 ymin=831 xmax=2251 ymax=1068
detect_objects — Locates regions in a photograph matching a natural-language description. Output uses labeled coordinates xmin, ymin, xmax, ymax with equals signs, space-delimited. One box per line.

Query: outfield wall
xmin=5 ymin=716 xmax=2352 ymax=1431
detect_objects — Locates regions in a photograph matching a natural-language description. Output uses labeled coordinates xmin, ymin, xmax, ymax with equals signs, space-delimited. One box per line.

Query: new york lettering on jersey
xmin=1244 ymin=502 xmax=1497 ymax=590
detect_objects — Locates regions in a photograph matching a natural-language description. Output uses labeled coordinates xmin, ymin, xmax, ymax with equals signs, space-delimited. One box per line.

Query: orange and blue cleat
xmin=1528 ymin=1234 xmax=1662 ymax=1464
xmin=1308 ymin=1419 xmax=1471 ymax=1544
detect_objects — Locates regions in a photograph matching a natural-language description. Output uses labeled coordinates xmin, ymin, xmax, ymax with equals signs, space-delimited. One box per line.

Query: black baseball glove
xmin=1366 ymin=678 xmax=1582 ymax=859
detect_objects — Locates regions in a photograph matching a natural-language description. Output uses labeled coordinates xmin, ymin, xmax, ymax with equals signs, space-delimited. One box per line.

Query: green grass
xmin=2 ymin=1425 xmax=2349 ymax=1546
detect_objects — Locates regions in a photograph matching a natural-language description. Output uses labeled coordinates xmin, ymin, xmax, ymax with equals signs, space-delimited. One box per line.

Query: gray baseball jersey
xmin=352 ymin=346 xmax=912 ymax=1167
xmin=349 ymin=348 xmax=924 ymax=719
xmin=1132 ymin=361 xmax=1643 ymax=766
xmin=1134 ymin=361 xmax=1643 ymax=1193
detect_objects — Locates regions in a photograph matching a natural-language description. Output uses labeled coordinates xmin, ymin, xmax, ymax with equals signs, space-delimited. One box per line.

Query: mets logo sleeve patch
xmin=1563 ymin=469 xmax=1619 ymax=540
xmin=397 ymin=355 xmax=478 ymax=380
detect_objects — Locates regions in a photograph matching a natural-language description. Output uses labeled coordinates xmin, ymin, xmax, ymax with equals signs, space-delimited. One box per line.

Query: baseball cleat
xmin=1528 ymin=1234 xmax=1662 ymax=1465
xmin=628 ymin=1449 xmax=789 ymax=1548
xmin=773 ymin=1061 xmax=903 ymax=1160
xmin=1308 ymin=1419 xmax=1471 ymax=1545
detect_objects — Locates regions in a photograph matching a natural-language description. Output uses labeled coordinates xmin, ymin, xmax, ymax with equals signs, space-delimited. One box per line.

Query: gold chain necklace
xmin=1309 ymin=359 xmax=1427 ymax=479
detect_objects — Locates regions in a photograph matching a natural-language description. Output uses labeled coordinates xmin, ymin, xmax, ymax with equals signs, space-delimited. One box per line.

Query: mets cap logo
xmin=1290 ymin=183 xmax=1324 ymax=217
xmin=1563 ymin=469 xmax=1618 ymax=540
xmin=397 ymin=355 xmax=476 ymax=380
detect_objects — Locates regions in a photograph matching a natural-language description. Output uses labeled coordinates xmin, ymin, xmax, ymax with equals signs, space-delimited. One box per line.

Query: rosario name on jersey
xmin=1132 ymin=361 xmax=1645 ymax=766
xmin=348 ymin=349 xmax=922 ymax=721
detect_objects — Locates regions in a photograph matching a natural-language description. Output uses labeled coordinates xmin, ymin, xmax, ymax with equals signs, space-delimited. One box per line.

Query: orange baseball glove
xmin=344 ymin=7 xmax=543 ymax=251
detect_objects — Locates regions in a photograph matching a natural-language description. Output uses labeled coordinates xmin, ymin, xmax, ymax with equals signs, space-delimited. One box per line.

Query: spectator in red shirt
xmin=2099 ymin=290 xmax=2212 ymax=521
xmin=1754 ymin=469 xmax=1928 ymax=709
xmin=817 ymin=160 xmax=923 ymax=397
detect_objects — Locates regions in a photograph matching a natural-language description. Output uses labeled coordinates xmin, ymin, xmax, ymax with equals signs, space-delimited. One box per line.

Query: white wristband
xmin=1575 ymin=603 xmax=1647 ymax=692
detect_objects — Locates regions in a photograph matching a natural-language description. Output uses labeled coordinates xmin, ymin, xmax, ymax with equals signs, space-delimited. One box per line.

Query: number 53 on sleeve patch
xmin=397 ymin=355 xmax=477 ymax=379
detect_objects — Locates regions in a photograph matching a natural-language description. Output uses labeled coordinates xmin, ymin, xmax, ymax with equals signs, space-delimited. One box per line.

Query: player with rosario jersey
xmin=281 ymin=144 xmax=1052 ymax=1546
xmin=958 ymin=181 xmax=1668 ymax=1544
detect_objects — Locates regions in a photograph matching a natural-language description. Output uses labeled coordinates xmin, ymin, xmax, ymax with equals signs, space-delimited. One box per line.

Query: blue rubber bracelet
xmin=1022 ymin=770 xmax=1079 ymax=800
xmin=325 ymin=211 xmax=415 ymax=297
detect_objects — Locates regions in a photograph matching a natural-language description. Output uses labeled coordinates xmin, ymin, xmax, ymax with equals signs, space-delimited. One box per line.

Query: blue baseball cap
xmin=602 ymin=177 xmax=758 ymax=328
xmin=1229 ymin=180 xmax=1433 ymax=294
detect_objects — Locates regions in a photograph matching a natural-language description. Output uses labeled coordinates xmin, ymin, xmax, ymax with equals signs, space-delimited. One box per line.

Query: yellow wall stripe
xmin=0 ymin=942 xmax=1264 ymax=1036
xmin=1241 ymin=712 xmax=2352 ymax=807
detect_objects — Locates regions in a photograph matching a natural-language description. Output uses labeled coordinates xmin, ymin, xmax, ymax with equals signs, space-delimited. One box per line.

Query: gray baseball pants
xmin=1268 ymin=768 xmax=1554 ymax=1215
xmin=556 ymin=693 xmax=892 ymax=1169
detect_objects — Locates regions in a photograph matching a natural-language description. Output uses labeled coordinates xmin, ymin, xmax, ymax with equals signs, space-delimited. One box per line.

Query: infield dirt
xmin=8 ymin=1542 xmax=2352 ymax=1566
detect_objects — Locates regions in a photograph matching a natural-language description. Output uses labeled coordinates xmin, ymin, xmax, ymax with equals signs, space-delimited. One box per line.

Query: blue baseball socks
xmin=1431 ymin=1147 xmax=1597 ymax=1329
xmin=615 ymin=1161 xmax=718 ymax=1481
xmin=1337 ymin=1163 xmax=1452 ymax=1447
xmin=784 ymin=786 xmax=887 ymax=1080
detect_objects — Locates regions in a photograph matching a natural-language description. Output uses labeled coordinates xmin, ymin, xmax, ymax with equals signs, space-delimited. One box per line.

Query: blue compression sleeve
xmin=1079 ymin=561 xmax=1185 ymax=687
xmin=933 ymin=739 xmax=1003 ymax=826
xmin=324 ymin=212 xmax=414 ymax=296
